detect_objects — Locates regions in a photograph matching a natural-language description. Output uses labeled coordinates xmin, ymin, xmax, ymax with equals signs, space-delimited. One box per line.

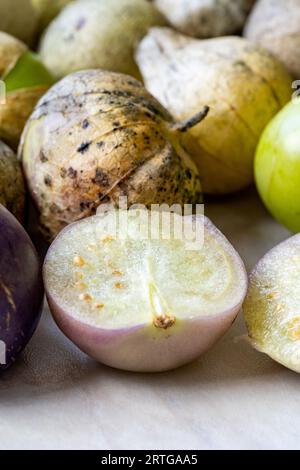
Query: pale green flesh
xmin=45 ymin=211 xmax=245 ymax=329
xmin=4 ymin=51 xmax=54 ymax=92
xmin=244 ymin=236 xmax=300 ymax=370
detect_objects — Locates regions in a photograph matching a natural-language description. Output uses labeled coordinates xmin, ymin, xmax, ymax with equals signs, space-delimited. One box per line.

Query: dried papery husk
xmin=153 ymin=0 xmax=256 ymax=38
xmin=0 ymin=0 xmax=39 ymax=46
xmin=20 ymin=69 xmax=206 ymax=240
xmin=0 ymin=32 xmax=26 ymax=78
xmin=136 ymin=28 xmax=292 ymax=194
xmin=39 ymin=0 xmax=167 ymax=80
xmin=244 ymin=0 xmax=300 ymax=78
xmin=0 ymin=85 xmax=50 ymax=150
xmin=0 ymin=32 xmax=54 ymax=149
xmin=0 ymin=141 xmax=25 ymax=222
xmin=32 ymin=0 xmax=74 ymax=31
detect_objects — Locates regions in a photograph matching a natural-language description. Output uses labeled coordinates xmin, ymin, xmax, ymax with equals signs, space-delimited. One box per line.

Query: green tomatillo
xmin=255 ymin=99 xmax=300 ymax=233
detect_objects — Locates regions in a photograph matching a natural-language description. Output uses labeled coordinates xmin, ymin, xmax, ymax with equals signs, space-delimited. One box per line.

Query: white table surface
xmin=1 ymin=188 xmax=298 ymax=451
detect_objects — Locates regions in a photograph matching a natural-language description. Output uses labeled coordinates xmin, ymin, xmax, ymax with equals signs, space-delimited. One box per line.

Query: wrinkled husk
xmin=0 ymin=86 xmax=50 ymax=150
xmin=0 ymin=32 xmax=27 ymax=77
xmin=136 ymin=28 xmax=293 ymax=195
xmin=153 ymin=0 xmax=256 ymax=38
xmin=0 ymin=141 xmax=25 ymax=221
xmin=20 ymin=70 xmax=202 ymax=240
xmin=0 ymin=0 xmax=39 ymax=46
xmin=244 ymin=0 xmax=300 ymax=78
xmin=39 ymin=0 xmax=167 ymax=80
xmin=33 ymin=0 xmax=74 ymax=31
xmin=0 ymin=32 xmax=52 ymax=149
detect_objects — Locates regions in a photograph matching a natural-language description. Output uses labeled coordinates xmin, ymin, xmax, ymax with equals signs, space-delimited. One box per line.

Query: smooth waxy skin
xmin=20 ymin=69 xmax=202 ymax=240
xmin=0 ymin=32 xmax=53 ymax=149
xmin=154 ymin=0 xmax=255 ymax=38
xmin=39 ymin=0 xmax=166 ymax=80
xmin=255 ymin=100 xmax=300 ymax=233
xmin=0 ymin=141 xmax=25 ymax=222
xmin=44 ymin=211 xmax=248 ymax=372
xmin=0 ymin=205 xmax=44 ymax=370
xmin=244 ymin=0 xmax=300 ymax=78
xmin=136 ymin=28 xmax=292 ymax=194
xmin=244 ymin=234 xmax=300 ymax=373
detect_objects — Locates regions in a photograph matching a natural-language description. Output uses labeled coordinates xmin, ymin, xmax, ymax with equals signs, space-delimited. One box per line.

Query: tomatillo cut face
xmin=244 ymin=234 xmax=300 ymax=373
xmin=44 ymin=210 xmax=247 ymax=372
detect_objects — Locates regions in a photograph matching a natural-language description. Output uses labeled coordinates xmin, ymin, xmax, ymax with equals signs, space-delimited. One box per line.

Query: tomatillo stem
xmin=172 ymin=106 xmax=210 ymax=133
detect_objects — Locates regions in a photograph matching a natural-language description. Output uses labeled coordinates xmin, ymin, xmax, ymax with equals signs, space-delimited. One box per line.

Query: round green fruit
xmin=255 ymin=99 xmax=300 ymax=233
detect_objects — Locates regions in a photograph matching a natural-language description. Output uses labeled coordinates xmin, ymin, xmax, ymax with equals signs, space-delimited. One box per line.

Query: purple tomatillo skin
xmin=0 ymin=205 xmax=44 ymax=370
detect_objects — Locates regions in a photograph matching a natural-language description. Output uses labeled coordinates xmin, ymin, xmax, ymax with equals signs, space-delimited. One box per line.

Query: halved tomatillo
xmin=44 ymin=210 xmax=247 ymax=372
xmin=244 ymin=234 xmax=300 ymax=373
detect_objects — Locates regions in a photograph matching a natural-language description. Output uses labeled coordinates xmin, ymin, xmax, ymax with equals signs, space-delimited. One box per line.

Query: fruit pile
xmin=0 ymin=0 xmax=300 ymax=373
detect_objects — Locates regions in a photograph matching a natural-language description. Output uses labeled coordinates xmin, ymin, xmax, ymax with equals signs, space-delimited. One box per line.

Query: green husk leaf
xmin=4 ymin=50 xmax=54 ymax=92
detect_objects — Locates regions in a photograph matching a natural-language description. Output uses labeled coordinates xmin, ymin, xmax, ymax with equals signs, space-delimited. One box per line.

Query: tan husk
xmin=0 ymin=86 xmax=50 ymax=150
xmin=20 ymin=70 xmax=203 ymax=240
xmin=0 ymin=32 xmax=53 ymax=149
xmin=39 ymin=0 xmax=167 ymax=80
xmin=0 ymin=32 xmax=27 ymax=77
xmin=0 ymin=141 xmax=25 ymax=222
xmin=33 ymin=0 xmax=74 ymax=31
xmin=153 ymin=0 xmax=256 ymax=38
xmin=136 ymin=28 xmax=292 ymax=195
xmin=244 ymin=0 xmax=300 ymax=78
xmin=0 ymin=0 xmax=39 ymax=46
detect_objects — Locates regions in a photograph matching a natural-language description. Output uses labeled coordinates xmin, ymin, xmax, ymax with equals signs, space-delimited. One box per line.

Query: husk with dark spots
xmin=39 ymin=0 xmax=167 ymax=80
xmin=20 ymin=70 xmax=203 ymax=240
xmin=153 ymin=0 xmax=256 ymax=38
xmin=0 ymin=141 xmax=25 ymax=222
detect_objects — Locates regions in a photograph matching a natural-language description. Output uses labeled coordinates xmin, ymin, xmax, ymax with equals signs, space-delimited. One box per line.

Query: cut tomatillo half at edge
xmin=43 ymin=210 xmax=247 ymax=372
xmin=243 ymin=234 xmax=300 ymax=373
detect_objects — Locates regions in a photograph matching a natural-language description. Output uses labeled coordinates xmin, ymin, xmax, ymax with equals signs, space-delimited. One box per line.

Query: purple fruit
xmin=0 ymin=204 xmax=44 ymax=369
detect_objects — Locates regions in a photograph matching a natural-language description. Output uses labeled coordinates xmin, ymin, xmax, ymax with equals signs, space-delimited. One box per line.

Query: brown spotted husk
xmin=0 ymin=140 xmax=25 ymax=221
xmin=20 ymin=70 xmax=203 ymax=240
